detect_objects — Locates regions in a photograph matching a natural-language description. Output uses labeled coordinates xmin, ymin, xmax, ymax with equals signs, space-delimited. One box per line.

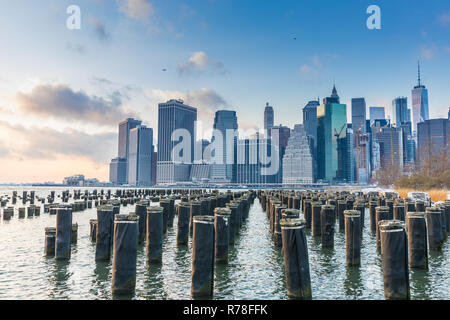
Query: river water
xmin=0 ymin=186 xmax=448 ymax=300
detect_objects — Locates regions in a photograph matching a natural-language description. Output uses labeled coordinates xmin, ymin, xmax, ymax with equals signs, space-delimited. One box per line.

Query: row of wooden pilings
xmin=42 ymin=188 xmax=256 ymax=297
xmin=258 ymin=190 xmax=450 ymax=300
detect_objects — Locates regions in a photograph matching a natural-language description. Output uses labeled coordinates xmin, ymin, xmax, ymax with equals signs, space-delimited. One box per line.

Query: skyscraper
xmin=236 ymin=133 xmax=277 ymax=185
xmin=109 ymin=157 xmax=127 ymax=185
xmin=412 ymin=62 xmax=429 ymax=135
xmin=303 ymin=100 xmax=320 ymax=180
xmin=157 ymin=99 xmax=197 ymax=184
xmin=303 ymin=100 xmax=319 ymax=146
xmin=109 ymin=117 xmax=141 ymax=185
xmin=372 ymin=125 xmax=404 ymax=168
xmin=392 ymin=97 xmax=409 ymax=126
xmin=264 ymin=102 xmax=274 ymax=133
xmin=417 ymin=119 xmax=450 ymax=166
xmin=317 ymin=85 xmax=348 ymax=182
xmin=211 ymin=110 xmax=238 ymax=183
xmin=117 ymin=118 xmax=142 ymax=183
xmin=282 ymin=124 xmax=314 ymax=185
xmin=351 ymin=98 xmax=366 ymax=133
xmin=369 ymin=107 xmax=385 ymax=123
xmin=128 ymin=125 xmax=154 ymax=186
xmin=270 ymin=124 xmax=291 ymax=183
xmin=391 ymin=97 xmax=414 ymax=165
xmin=336 ymin=126 xmax=355 ymax=183
xmin=354 ymin=129 xmax=371 ymax=184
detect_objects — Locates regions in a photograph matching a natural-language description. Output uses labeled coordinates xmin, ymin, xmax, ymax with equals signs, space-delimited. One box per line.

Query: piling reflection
xmin=344 ymin=265 xmax=363 ymax=298
xmin=143 ymin=263 xmax=166 ymax=299
xmin=92 ymin=260 xmax=111 ymax=299
xmin=47 ymin=259 xmax=72 ymax=299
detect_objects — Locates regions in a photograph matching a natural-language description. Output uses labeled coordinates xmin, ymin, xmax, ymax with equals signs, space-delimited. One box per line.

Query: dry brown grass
xmin=395 ymin=189 xmax=449 ymax=202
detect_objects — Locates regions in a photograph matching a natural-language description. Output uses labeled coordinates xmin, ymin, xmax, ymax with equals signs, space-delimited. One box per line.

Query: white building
xmin=282 ymin=124 xmax=314 ymax=185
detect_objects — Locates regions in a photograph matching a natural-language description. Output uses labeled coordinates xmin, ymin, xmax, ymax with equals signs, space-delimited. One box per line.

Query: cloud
xmin=299 ymin=54 xmax=338 ymax=77
xmin=299 ymin=65 xmax=315 ymax=75
xmin=65 ymin=42 xmax=86 ymax=54
xmin=0 ymin=121 xmax=116 ymax=163
xmin=444 ymin=46 xmax=450 ymax=54
xmin=438 ymin=12 xmax=450 ymax=26
xmin=0 ymin=144 xmax=9 ymax=157
xmin=16 ymin=84 xmax=135 ymax=126
xmin=420 ymin=44 xmax=438 ymax=59
xmin=117 ymin=0 xmax=155 ymax=23
xmin=177 ymin=51 xmax=226 ymax=76
xmin=89 ymin=18 xmax=110 ymax=41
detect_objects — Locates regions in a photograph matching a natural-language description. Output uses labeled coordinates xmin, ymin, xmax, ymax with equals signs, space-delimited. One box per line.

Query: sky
xmin=0 ymin=0 xmax=449 ymax=183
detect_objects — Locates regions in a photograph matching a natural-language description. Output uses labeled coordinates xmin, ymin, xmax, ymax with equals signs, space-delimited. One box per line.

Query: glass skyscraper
xmin=157 ymin=99 xmax=197 ymax=184
xmin=417 ymin=118 xmax=450 ymax=166
xmin=211 ymin=110 xmax=238 ymax=183
xmin=303 ymin=100 xmax=320 ymax=180
xmin=128 ymin=125 xmax=154 ymax=186
xmin=264 ymin=103 xmax=274 ymax=135
xmin=117 ymin=118 xmax=142 ymax=183
xmin=392 ymin=97 xmax=409 ymax=126
xmin=109 ymin=157 xmax=127 ymax=185
xmin=109 ymin=117 xmax=141 ymax=185
xmin=317 ymin=85 xmax=348 ymax=183
xmin=369 ymin=106 xmax=385 ymax=123
xmin=351 ymin=98 xmax=366 ymax=133
xmin=412 ymin=62 xmax=429 ymax=135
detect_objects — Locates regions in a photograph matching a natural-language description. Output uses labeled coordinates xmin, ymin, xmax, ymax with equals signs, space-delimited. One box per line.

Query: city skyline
xmin=1 ymin=0 xmax=450 ymax=183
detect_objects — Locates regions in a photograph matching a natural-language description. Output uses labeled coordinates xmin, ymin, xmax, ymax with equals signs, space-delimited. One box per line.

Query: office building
xmin=117 ymin=118 xmax=142 ymax=182
xmin=210 ymin=110 xmax=238 ymax=183
xmin=317 ymin=85 xmax=348 ymax=182
xmin=372 ymin=125 xmax=404 ymax=168
xmin=417 ymin=118 xmax=450 ymax=166
xmin=157 ymin=99 xmax=197 ymax=184
xmin=303 ymin=100 xmax=320 ymax=180
xmin=369 ymin=107 xmax=385 ymax=122
xmin=353 ymin=130 xmax=371 ymax=184
xmin=412 ymin=62 xmax=429 ymax=134
xmin=282 ymin=124 xmax=314 ymax=185
xmin=264 ymin=102 xmax=274 ymax=133
xmin=352 ymin=98 xmax=367 ymax=133
xmin=392 ymin=97 xmax=409 ymax=126
xmin=109 ymin=157 xmax=127 ymax=185
xmin=270 ymin=125 xmax=291 ymax=183
xmin=128 ymin=125 xmax=154 ymax=186
xmin=236 ymin=133 xmax=277 ymax=185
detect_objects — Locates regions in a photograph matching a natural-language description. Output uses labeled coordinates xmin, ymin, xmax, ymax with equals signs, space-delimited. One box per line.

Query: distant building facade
xmin=417 ymin=118 xmax=450 ymax=166
xmin=128 ymin=125 xmax=154 ymax=186
xmin=109 ymin=157 xmax=127 ymax=185
xmin=369 ymin=106 xmax=385 ymax=122
xmin=282 ymin=124 xmax=314 ymax=185
xmin=264 ymin=102 xmax=274 ymax=134
xmin=411 ymin=63 xmax=429 ymax=135
xmin=351 ymin=98 xmax=366 ymax=133
xmin=317 ymin=85 xmax=348 ymax=182
xmin=157 ymin=99 xmax=197 ymax=184
xmin=210 ymin=110 xmax=238 ymax=183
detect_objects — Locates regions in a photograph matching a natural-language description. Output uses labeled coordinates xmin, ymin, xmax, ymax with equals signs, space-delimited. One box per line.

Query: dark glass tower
xmin=157 ymin=99 xmax=197 ymax=183
xmin=211 ymin=110 xmax=238 ymax=183
xmin=317 ymin=85 xmax=348 ymax=182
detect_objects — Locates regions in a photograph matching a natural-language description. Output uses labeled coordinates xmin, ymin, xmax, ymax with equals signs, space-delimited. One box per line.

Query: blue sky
xmin=0 ymin=0 xmax=449 ymax=182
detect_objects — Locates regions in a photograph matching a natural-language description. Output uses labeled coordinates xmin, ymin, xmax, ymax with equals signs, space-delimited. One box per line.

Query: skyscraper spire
xmin=417 ymin=60 xmax=421 ymax=86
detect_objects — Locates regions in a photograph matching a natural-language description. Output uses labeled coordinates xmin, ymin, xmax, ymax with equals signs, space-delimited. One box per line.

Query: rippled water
xmin=0 ymin=187 xmax=449 ymax=300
